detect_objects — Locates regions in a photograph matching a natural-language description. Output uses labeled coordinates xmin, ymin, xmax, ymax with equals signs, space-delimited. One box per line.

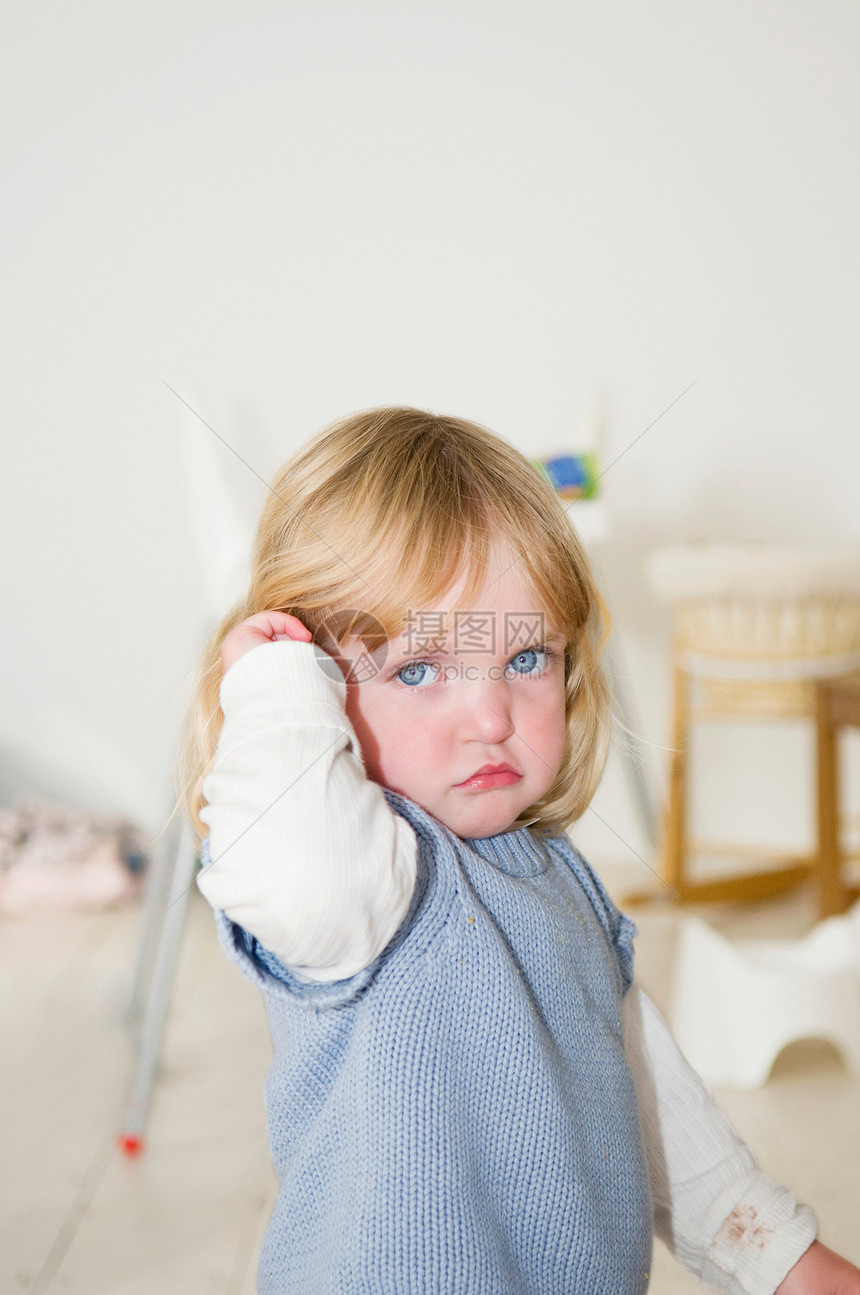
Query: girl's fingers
xmin=221 ymin=611 xmax=313 ymax=673
xmin=239 ymin=611 xmax=313 ymax=643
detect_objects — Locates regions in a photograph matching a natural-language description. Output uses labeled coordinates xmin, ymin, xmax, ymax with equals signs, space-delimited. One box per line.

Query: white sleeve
xmin=197 ymin=640 xmax=418 ymax=982
xmin=623 ymin=983 xmax=817 ymax=1294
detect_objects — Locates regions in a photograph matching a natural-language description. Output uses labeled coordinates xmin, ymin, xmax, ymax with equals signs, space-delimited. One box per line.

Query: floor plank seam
xmin=26 ymin=1133 xmax=117 ymax=1294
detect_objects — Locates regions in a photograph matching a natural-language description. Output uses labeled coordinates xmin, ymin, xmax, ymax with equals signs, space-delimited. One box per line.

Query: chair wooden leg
xmin=661 ymin=656 xmax=689 ymax=899
xmin=816 ymin=684 xmax=849 ymax=917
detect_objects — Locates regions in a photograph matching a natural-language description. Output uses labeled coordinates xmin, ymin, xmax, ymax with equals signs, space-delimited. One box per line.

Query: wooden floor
xmin=3 ymin=870 xmax=859 ymax=1294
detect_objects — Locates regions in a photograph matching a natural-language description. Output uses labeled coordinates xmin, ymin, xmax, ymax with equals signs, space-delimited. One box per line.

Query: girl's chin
xmin=381 ymin=784 xmax=529 ymax=838
xmin=442 ymin=801 xmax=526 ymax=840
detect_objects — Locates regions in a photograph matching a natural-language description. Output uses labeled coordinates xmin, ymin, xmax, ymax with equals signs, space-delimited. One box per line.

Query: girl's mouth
xmin=455 ymin=763 xmax=522 ymax=790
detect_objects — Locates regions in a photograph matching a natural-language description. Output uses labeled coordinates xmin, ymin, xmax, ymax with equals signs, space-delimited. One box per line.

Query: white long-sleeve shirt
xmin=198 ymin=641 xmax=817 ymax=1294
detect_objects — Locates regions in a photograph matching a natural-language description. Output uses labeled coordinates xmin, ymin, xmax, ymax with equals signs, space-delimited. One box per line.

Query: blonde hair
xmin=180 ymin=406 xmax=611 ymax=838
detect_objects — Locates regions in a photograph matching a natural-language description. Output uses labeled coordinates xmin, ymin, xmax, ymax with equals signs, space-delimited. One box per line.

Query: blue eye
xmin=506 ymin=648 xmax=547 ymax=678
xmin=396 ymin=660 xmax=440 ymax=688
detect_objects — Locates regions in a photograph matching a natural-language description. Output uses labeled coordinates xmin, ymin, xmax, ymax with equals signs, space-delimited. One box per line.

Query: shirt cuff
xmin=219 ymin=638 xmax=346 ymax=717
xmin=699 ymin=1173 xmax=817 ymax=1295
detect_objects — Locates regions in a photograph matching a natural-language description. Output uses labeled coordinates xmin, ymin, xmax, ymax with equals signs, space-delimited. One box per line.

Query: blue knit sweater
xmin=212 ymin=791 xmax=653 ymax=1294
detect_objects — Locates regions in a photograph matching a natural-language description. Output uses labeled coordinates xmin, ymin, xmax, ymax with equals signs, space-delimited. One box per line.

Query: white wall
xmin=3 ymin=1 xmax=859 ymax=868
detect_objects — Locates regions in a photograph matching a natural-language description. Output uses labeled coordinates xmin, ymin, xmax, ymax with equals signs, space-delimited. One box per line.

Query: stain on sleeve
xmin=717 ymin=1205 xmax=772 ymax=1251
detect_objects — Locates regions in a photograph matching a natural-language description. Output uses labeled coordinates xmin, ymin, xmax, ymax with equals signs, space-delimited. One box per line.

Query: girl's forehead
xmin=420 ymin=553 xmax=544 ymax=610
xmin=389 ymin=564 xmax=562 ymax=651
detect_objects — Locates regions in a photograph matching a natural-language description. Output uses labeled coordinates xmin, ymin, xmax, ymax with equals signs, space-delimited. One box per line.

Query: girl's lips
xmin=455 ymin=764 xmax=522 ymax=790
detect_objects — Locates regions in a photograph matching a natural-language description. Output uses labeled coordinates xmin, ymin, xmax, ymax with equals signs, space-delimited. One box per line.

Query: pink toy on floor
xmin=0 ymin=798 xmax=147 ymax=915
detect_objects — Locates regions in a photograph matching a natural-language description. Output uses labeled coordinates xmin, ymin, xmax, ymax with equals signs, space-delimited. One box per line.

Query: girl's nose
xmin=456 ymin=680 xmax=515 ymax=743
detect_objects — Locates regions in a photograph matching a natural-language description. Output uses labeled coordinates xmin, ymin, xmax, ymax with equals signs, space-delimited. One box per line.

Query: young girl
xmin=183 ymin=406 xmax=859 ymax=1294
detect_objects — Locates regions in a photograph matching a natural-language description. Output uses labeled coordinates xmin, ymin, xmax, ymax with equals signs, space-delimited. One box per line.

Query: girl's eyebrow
xmin=389 ymin=638 xmax=450 ymax=663
xmin=508 ymin=627 xmax=567 ymax=648
xmin=389 ymin=628 xmax=568 ymax=662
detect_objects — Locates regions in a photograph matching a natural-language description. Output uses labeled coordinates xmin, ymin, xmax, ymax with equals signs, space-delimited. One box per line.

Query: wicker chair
xmin=643 ymin=545 xmax=860 ymax=913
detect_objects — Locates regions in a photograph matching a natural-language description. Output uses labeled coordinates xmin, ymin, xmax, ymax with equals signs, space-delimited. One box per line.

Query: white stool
xmin=671 ymin=905 xmax=860 ymax=1088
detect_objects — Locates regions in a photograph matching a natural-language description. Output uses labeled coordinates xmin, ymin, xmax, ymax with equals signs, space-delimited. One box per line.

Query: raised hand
xmin=221 ymin=611 xmax=313 ymax=675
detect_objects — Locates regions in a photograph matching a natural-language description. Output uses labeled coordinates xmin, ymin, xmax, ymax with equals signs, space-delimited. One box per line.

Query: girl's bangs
xmin=345 ymin=530 xmax=495 ymax=649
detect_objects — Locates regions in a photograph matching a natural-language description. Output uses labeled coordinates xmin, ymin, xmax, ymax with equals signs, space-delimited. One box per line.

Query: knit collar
xmin=462 ymin=825 xmax=552 ymax=878
xmin=381 ymin=789 xmax=553 ymax=878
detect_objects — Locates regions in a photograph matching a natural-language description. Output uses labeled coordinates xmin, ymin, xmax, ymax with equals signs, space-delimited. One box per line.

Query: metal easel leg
xmin=124 ymin=815 xmax=176 ymax=1026
xmin=118 ymin=823 xmax=199 ymax=1155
